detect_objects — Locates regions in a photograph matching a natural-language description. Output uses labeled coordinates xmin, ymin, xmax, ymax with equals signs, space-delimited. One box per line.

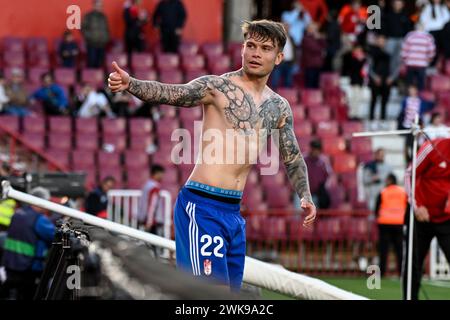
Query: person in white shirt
xmin=78 ymin=84 xmax=115 ymax=118
xmin=0 ymin=73 xmax=9 ymax=113
xmin=423 ymin=112 xmax=450 ymax=141
xmin=419 ymin=0 xmax=450 ymax=66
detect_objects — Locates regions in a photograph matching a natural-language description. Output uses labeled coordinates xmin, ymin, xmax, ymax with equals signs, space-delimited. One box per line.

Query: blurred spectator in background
xmin=4 ymin=68 xmax=29 ymax=116
xmin=384 ymin=0 xmax=413 ymax=85
xmin=138 ymin=164 xmax=165 ymax=235
xmin=153 ymin=0 xmax=187 ymax=53
xmin=111 ymin=91 xmax=132 ymax=117
xmin=323 ymin=9 xmax=341 ymax=72
xmin=302 ymin=22 xmax=326 ymax=88
xmin=77 ymin=83 xmax=115 ymax=118
xmin=338 ymin=0 xmax=367 ymax=49
xmin=85 ymin=176 xmax=116 ymax=219
xmin=81 ymin=0 xmax=110 ymax=68
xmin=442 ymin=0 xmax=450 ymax=59
xmin=342 ymin=44 xmax=366 ymax=119
xmin=31 ymin=72 xmax=68 ymax=115
xmin=58 ymin=30 xmax=79 ymax=68
xmin=368 ymin=34 xmax=394 ymax=120
xmin=419 ymin=0 xmax=450 ymax=67
xmin=123 ymin=0 xmax=148 ymax=61
xmin=270 ymin=23 xmax=296 ymax=89
xmin=281 ymin=1 xmax=311 ymax=49
xmin=401 ymin=24 xmax=436 ymax=91
xmin=299 ymin=0 xmax=328 ymax=26
xmin=0 ymin=72 xmax=9 ymax=114
xmin=0 ymin=187 xmax=55 ymax=300
xmin=423 ymin=112 xmax=450 ymax=140
xmin=375 ymin=173 xmax=407 ymax=277
xmin=363 ymin=148 xmax=393 ymax=212
xmin=397 ymin=84 xmax=434 ymax=162
xmin=0 ymin=163 xmax=15 ymax=233
xmin=303 ymin=140 xmax=333 ymax=209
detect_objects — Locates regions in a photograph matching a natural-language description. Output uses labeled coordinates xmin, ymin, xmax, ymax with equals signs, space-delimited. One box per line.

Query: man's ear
xmin=275 ymin=51 xmax=284 ymax=66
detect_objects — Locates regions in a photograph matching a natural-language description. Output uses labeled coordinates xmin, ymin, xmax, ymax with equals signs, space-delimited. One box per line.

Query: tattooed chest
xmin=214 ymin=79 xmax=282 ymax=135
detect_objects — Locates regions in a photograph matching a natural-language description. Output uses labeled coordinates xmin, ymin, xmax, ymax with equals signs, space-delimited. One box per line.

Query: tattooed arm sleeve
xmin=126 ymin=75 xmax=216 ymax=107
xmin=278 ymin=100 xmax=313 ymax=204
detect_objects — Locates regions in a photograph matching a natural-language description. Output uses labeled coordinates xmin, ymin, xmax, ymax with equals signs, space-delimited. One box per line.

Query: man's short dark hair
xmin=241 ymin=19 xmax=287 ymax=51
xmin=41 ymin=72 xmax=52 ymax=82
xmin=430 ymin=111 xmax=442 ymax=123
xmin=151 ymin=164 xmax=165 ymax=175
xmin=102 ymin=176 xmax=116 ymax=184
xmin=387 ymin=173 xmax=397 ymax=185
xmin=310 ymin=139 xmax=322 ymax=151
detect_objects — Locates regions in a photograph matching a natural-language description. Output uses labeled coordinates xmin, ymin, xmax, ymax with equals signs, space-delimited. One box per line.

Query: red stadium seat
xmin=3 ymin=51 xmax=25 ymax=68
xmin=242 ymin=186 xmax=264 ymax=210
xmin=208 ymin=55 xmax=231 ymax=75
xmin=294 ymin=121 xmax=313 ymax=137
xmin=332 ymin=153 xmax=357 ymax=174
xmin=27 ymin=51 xmax=50 ymax=68
xmin=265 ymin=186 xmax=292 ymax=209
xmin=129 ymin=118 xmax=153 ymax=136
xmin=23 ymin=116 xmax=45 ymax=134
xmin=156 ymin=118 xmax=180 ymax=136
xmin=319 ymin=72 xmax=340 ymax=90
xmin=72 ymin=150 xmax=96 ymax=170
xmin=301 ymin=89 xmax=323 ymax=106
xmin=201 ymin=42 xmax=223 ymax=59
xmin=105 ymin=52 xmax=127 ymax=69
xmin=102 ymin=133 xmax=127 ymax=152
xmin=46 ymin=149 xmax=70 ymax=168
xmin=339 ymin=172 xmax=357 ymax=189
xmin=26 ymin=37 xmax=48 ymax=54
xmin=151 ymin=151 xmax=173 ymax=166
xmin=49 ymin=115 xmax=72 ymax=134
xmin=159 ymin=70 xmax=183 ymax=84
xmin=75 ymin=132 xmax=99 ymax=151
xmin=277 ymin=88 xmax=299 ymax=105
xmin=307 ymin=105 xmax=332 ymax=123
xmin=97 ymin=151 xmax=121 ymax=168
xmin=185 ymin=69 xmax=207 ymax=82
xmin=0 ymin=115 xmax=20 ymax=133
xmin=350 ymin=137 xmax=373 ymax=155
xmin=156 ymin=53 xmax=180 ymax=71
xmin=263 ymin=217 xmax=288 ymax=241
xmin=28 ymin=67 xmax=48 ymax=84
xmin=129 ymin=135 xmax=155 ymax=151
xmin=124 ymin=150 xmax=149 ymax=170
xmin=292 ymin=104 xmax=305 ymax=121
xmin=179 ymin=106 xmax=202 ymax=122
xmin=298 ymin=136 xmax=313 ymax=153
xmin=3 ymin=37 xmax=25 ymax=52
xmin=347 ymin=217 xmax=370 ymax=241
xmin=181 ymin=54 xmax=206 ymax=71
xmin=429 ymin=75 xmax=450 ymax=93
xmin=101 ymin=118 xmax=126 ymax=135
xmin=81 ymin=68 xmax=105 ymax=87
xmin=178 ymin=42 xmax=199 ymax=56
xmin=21 ymin=132 xmax=45 ymax=150
xmin=126 ymin=171 xmax=150 ymax=189
xmin=261 ymin=171 xmax=286 ymax=188
xmin=75 ymin=118 xmax=98 ymax=135
xmin=315 ymin=217 xmax=346 ymax=241
xmin=160 ymin=166 xmax=180 ymax=185
xmin=54 ymin=68 xmax=76 ymax=86
xmin=131 ymin=53 xmax=154 ymax=71
xmin=315 ymin=121 xmax=339 ymax=138
xmin=48 ymin=133 xmax=72 ymax=151
xmin=322 ymin=136 xmax=346 ymax=155
xmin=98 ymin=167 xmax=123 ymax=185
xmin=341 ymin=121 xmax=364 ymax=139
xmin=349 ymin=187 xmax=368 ymax=209
xmin=133 ymin=69 xmax=158 ymax=81
xmin=288 ymin=216 xmax=315 ymax=241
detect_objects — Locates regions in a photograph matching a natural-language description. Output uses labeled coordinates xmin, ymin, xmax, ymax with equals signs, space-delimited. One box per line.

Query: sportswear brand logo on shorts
xmin=204 ymin=259 xmax=212 ymax=276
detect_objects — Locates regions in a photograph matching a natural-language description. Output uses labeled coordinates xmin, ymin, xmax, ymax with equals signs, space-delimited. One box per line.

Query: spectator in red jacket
xmin=301 ymin=22 xmax=326 ymax=88
xmin=299 ymin=0 xmax=328 ymax=27
xmin=403 ymin=138 xmax=450 ymax=300
xmin=338 ymin=0 xmax=367 ymax=47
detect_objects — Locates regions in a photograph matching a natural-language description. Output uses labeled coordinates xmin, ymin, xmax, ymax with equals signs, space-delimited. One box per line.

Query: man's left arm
xmin=278 ymin=100 xmax=316 ymax=227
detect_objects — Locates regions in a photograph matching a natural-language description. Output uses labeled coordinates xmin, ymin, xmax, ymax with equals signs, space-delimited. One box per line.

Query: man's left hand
xmin=301 ymin=199 xmax=317 ymax=228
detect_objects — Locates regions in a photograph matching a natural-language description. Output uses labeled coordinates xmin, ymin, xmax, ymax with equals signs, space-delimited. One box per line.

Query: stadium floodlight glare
xmin=353 ymin=116 xmax=450 ymax=300
xmin=1 ymin=180 xmax=368 ymax=300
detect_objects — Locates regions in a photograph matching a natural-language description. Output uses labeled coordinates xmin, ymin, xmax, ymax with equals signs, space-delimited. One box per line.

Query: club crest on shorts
xmin=203 ymin=259 xmax=212 ymax=276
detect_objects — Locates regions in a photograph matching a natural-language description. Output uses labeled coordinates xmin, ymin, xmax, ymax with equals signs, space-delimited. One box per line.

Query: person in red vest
xmin=402 ymin=138 xmax=450 ymax=300
xmin=375 ymin=173 xmax=408 ymax=277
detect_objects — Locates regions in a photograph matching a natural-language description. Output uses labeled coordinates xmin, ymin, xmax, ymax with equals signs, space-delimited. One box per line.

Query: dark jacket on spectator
xmin=81 ymin=10 xmax=110 ymax=48
xmin=301 ymin=33 xmax=326 ymax=69
xmin=383 ymin=11 xmax=413 ymax=38
xmin=368 ymin=46 xmax=391 ymax=82
xmin=153 ymin=0 xmax=186 ymax=32
xmin=85 ymin=187 xmax=108 ymax=217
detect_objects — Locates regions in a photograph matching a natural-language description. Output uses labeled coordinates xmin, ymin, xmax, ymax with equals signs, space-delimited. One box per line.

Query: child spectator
xmin=58 ymin=30 xmax=79 ymax=68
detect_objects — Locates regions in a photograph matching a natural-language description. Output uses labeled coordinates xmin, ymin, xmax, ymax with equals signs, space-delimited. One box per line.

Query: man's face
xmin=393 ymin=0 xmax=404 ymax=12
xmin=43 ymin=75 xmax=52 ymax=86
xmin=433 ymin=115 xmax=443 ymax=125
xmin=241 ymin=36 xmax=284 ymax=78
xmin=102 ymin=180 xmax=116 ymax=192
xmin=375 ymin=150 xmax=385 ymax=162
xmin=12 ymin=73 xmax=23 ymax=84
xmin=153 ymin=172 xmax=164 ymax=183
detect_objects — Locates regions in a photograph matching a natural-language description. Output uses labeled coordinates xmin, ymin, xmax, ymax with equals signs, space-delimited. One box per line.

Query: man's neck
xmin=239 ymin=69 xmax=269 ymax=94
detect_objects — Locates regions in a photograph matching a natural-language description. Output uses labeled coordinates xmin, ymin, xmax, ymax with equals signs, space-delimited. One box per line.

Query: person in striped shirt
xmin=401 ymin=24 xmax=436 ymax=91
